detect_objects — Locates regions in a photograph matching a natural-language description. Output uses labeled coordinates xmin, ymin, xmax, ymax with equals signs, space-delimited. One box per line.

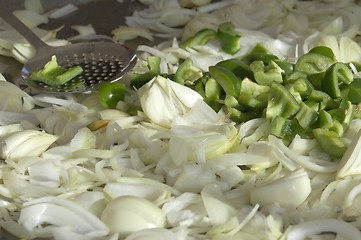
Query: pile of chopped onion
xmin=2 ymin=0 xmax=361 ymax=239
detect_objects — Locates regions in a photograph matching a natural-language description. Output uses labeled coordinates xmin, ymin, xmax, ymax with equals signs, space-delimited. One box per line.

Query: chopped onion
xmin=48 ymin=4 xmax=79 ymax=19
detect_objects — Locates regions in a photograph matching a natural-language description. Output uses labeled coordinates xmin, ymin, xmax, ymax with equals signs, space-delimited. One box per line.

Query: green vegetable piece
xmin=98 ymin=82 xmax=126 ymax=109
xmin=295 ymin=102 xmax=318 ymax=129
xmin=205 ymin=77 xmax=222 ymax=101
xmin=321 ymin=62 xmax=353 ymax=99
xmin=308 ymin=46 xmax=335 ymax=59
xmin=193 ymin=77 xmax=206 ymax=98
xmin=217 ymin=22 xmax=241 ymax=55
xmin=29 ymin=55 xmax=83 ymax=87
xmin=266 ymin=82 xmax=300 ymax=120
xmin=216 ymin=58 xmax=254 ymax=80
xmin=340 ymin=78 xmax=361 ymax=105
xmin=329 ymin=119 xmax=344 ymax=136
xmin=269 ymin=116 xmax=302 ymax=141
xmin=174 ymin=58 xmax=203 ymax=85
xmin=181 ymin=28 xmax=217 ymax=48
xmin=209 ymin=65 xmax=241 ymax=97
xmin=308 ymin=90 xmax=338 ymax=110
xmin=274 ymin=59 xmax=294 ymax=76
xmin=250 ymin=60 xmax=283 ymax=86
xmin=224 ymin=106 xmax=262 ymax=123
xmin=294 ymin=52 xmax=335 ymax=76
xmin=41 ymin=56 xmax=67 ymax=76
xmin=317 ymin=109 xmax=334 ymax=130
xmin=238 ymin=78 xmax=269 ymax=109
xmin=286 ymin=78 xmax=314 ymax=101
xmin=313 ymin=128 xmax=346 ymax=158
xmin=240 ymin=53 xmax=278 ymax=65
xmin=328 ymin=101 xmax=355 ymax=132
xmin=55 ymin=66 xmax=83 ymax=85
xmin=284 ymin=71 xmax=308 ymax=84
xmin=304 ymin=100 xmax=319 ymax=112
xmin=131 ymin=56 xmax=161 ymax=88
xmin=249 ymin=43 xmax=269 ymax=54
xmin=224 ymin=95 xmax=240 ymax=108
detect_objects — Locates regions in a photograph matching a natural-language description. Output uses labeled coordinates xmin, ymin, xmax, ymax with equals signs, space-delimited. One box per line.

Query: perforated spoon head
xmin=0 ymin=4 xmax=137 ymax=93
xmin=21 ymin=42 xmax=137 ymax=93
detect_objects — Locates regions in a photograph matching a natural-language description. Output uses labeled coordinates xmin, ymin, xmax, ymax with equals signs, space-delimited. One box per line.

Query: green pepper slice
xmin=217 ymin=22 xmax=241 ymax=55
xmin=216 ymin=58 xmax=254 ymax=81
xmin=241 ymin=53 xmax=278 ymax=65
xmin=295 ymin=102 xmax=318 ymax=130
xmin=181 ymin=28 xmax=217 ymax=48
xmin=250 ymin=60 xmax=283 ymax=86
xmin=308 ymin=46 xmax=335 ymax=59
xmin=321 ymin=62 xmax=353 ymax=99
xmin=174 ymin=58 xmax=203 ymax=85
xmin=269 ymin=116 xmax=302 ymax=141
xmin=29 ymin=55 xmax=83 ymax=87
xmin=313 ymin=128 xmax=347 ymax=158
xmin=294 ymin=52 xmax=335 ymax=76
xmin=131 ymin=56 xmax=161 ymax=88
xmin=98 ymin=82 xmax=126 ymax=109
xmin=266 ymin=82 xmax=300 ymax=120
xmin=209 ymin=65 xmax=241 ymax=97
xmin=237 ymin=78 xmax=269 ymax=109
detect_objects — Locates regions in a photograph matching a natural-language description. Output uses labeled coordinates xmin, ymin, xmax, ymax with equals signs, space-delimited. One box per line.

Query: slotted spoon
xmin=0 ymin=4 xmax=137 ymax=93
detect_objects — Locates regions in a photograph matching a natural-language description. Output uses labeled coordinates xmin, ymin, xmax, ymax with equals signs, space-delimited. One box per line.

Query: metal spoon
xmin=0 ymin=4 xmax=137 ymax=93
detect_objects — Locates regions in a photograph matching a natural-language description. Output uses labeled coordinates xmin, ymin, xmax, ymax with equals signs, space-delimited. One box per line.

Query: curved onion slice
xmin=250 ymin=168 xmax=311 ymax=207
xmin=100 ymin=196 xmax=166 ymax=236
xmin=18 ymin=197 xmax=109 ymax=238
xmin=283 ymin=219 xmax=361 ymax=240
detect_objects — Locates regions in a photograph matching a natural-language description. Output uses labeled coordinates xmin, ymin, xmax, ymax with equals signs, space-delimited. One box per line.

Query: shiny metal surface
xmin=0 ymin=0 xmax=146 ymax=88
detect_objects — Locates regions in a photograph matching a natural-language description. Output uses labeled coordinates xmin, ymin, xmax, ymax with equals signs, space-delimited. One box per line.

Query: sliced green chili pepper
xmin=266 ymin=82 xmax=300 ymax=120
xmin=224 ymin=106 xmax=262 ymax=122
xmin=205 ymin=77 xmax=222 ymax=101
xmin=98 ymin=82 xmax=126 ymax=109
xmin=224 ymin=95 xmax=240 ymax=108
xmin=329 ymin=119 xmax=344 ymax=136
xmin=286 ymin=78 xmax=314 ymax=101
xmin=313 ymin=128 xmax=346 ymax=158
xmin=237 ymin=78 xmax=269 ymax=109
xmin=308 ymin=46 xmax=335 ymax=59
xmin=131 ymin=56 xmax=161 ymax=88
xmin=216 ymin=58 xmax=254 ymax=80
xmin=174 ymin=58 xmax=203 ymax=85
xmin=328 ymin=101 xmax=355 ymax=133
xmin=181 ymin=28 xmax=217 ymax=48
xmin=321 ymin=62 xmax=353 ymax=99
xmin=29 ymin=55 xmax=83 ymax=87
xmin=269 ymin=116 xmax=302 ymax=141
xmin=303 ymin=100 xmax=318 ymax=112
xmin=294 ymin=52 xmax=335 ymax=76
xmin=240 ymin=53 xmax=278 ymax=65
xmin=274 ymin=59 xmax=294 ymax=76
xmin=217 ymin=22 xmax=241 ymax=55
xmin=308 ymin=90 xmax=338 ymax=110
xmin=209 ymin=65 xmax=241 ymax=97
xmin=250 ymin=60 xmax=283 ymax=86
xmin=340 ymin=78 xmax=361 ymax=105
xmin=317 ymin=109 xmax=334 ymax=130
xmin=295 ymin=102 xmax=318 ymax=129
xmin=248 ymin=43 xmax=269 ymax=54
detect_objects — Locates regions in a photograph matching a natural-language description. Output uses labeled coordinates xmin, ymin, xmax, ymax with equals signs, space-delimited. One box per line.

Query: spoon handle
xmin=0 ymin=4 xmax=48 ymax=50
